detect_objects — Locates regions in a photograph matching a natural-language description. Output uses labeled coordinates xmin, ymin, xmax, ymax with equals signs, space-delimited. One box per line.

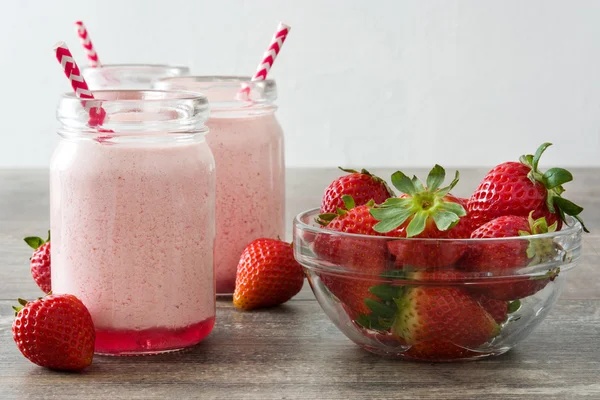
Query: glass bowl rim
xmin=294 ymin=208 xmax=582 ymax=243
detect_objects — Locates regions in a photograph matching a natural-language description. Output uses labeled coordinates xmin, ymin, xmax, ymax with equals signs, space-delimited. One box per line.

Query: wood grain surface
xmin=0 ymin=168 xmax=599 ymax=400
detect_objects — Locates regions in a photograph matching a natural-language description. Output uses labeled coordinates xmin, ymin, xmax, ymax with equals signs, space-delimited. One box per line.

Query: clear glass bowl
xmin=293 ymin=208 xmax=583 ymax=362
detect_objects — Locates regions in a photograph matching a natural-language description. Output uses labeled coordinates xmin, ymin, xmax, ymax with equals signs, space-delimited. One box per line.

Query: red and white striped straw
xmin=53 ymin=41 xmax=107 ymax=127
xmin=238 ymin=22 xmax=290 ymax=99
xmin=251 ymin=22 xmax=291 ymax=81
xmin=74 ymin=21 xmax=101 ymax=68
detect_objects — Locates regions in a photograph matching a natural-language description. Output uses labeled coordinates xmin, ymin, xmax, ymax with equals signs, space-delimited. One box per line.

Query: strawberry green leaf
xmin=378 ymin=197 xmax=412 ymax=207
xmin=375 ymin=317 xmax=394 ymax=330
xmin=369 ymin=284 xmax=401 ymax=301
xmin=370 ymin=206 xmax=410 ymax=220
xmin=531 ymin=215 xmax=549 ymax=234
xmin=391 ymin=171 xmax=416 ymax=195
xmin=507 ymin=300 xmax=521 ymax=313
xmin=406 ymin=210 xmax=428 ymax=237
xmin=519 ymin=154 xmax=534 ymax=168
xmin=365 ymin=298 xmax=396 ymax=318
xmin=553 ymin=197 xmax=584 ymax=216
xmin=381 ymin=269 xmax=406 ymax=279
xmin=573 ymin=215 xmax=589 ymax=233
xmin=543 ymin=168 xmax=573 ymax=189
xmin=526 ymin=242 xmax=537 ymax=259
xmin=355 ymin=314 xmax=371 ymax=328
xmin=412 ymin=176 xmax=425 ymax=192
xmin=318 ymin=213 xmax=337 ymax=221
xmin=356 ymin=314 xmax=391 ymax=330
xmin=439 ymin=201 xmax=467 ymax=217
xmin=46 ymin=230 xmax=51 ymax=242
xmin=24 ymin=236 xmax=44 ymax=250
xmin=338 ymin=166 xmax=359 ymax=174
xmin=436 ymin=171 xmax=460 ymax=197
xmin=432 ymin=210 xmax=460 ymax=231
xmin=372 ymin=208 xmax=413 ymax=233
xmin=371 ymin=166 xmax=466 ymax=234
xmin=532 ymin=142 xmax=552 ymax=172
xmin=315 ymin=212 xmax=338 ymax=226
xmin=341 ymin=195 xmax=355 ymax=210
xmin=426 ymin=164 xmax=446 ymax=191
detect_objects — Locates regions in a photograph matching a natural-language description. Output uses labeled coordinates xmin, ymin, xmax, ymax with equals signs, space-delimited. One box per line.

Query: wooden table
xmin=1 ymin=168 xmax=599 ymax=399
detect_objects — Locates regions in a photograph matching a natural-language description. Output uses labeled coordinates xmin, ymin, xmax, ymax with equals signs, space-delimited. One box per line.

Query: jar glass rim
xmin=155 ymin=76 xmax=277 ymax=113
xmin=60 ymin=89 xmax=208 ymax=106
xmin=57 ymin=90 xmax=210 ymax=134
xmin=158 ymin=75 xmax=275 ymax=86
xmin=82 ymin=64 xmax=189 ymax=74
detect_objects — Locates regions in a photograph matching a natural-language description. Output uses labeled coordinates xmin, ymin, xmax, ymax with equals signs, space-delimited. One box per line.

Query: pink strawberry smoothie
xmin=50 ymin=138 xmax=216 ymax=354
xmin=154 ymin=77 xmax=286 ymax=294
xmin=208 ymin=115 xmax=285 ymax=294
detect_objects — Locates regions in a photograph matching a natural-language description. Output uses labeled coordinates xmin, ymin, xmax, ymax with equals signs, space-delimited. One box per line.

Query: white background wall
xmin=1 ymin=0 xmax=599 ymax=168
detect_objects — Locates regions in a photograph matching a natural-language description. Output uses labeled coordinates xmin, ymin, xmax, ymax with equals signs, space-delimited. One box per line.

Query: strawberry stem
xmin=519 ymin=143 xmax=588 ymax=233
xmin=370 ymin=165 xmax=466 ymax=236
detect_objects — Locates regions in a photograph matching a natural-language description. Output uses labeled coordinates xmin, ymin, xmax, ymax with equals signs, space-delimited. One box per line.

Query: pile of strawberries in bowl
xmin=293 ymin=143 xmax=585 ymax=361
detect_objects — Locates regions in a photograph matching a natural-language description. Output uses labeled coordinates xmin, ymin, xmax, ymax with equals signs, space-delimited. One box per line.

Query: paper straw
xmin=239 ymin=22 xmax=291 ymax=98
xmin=251 ymin=22 xmax=290 ymax=81
xmin=53 ymin=41 xmax=108 ymax=127
xmin=74 ymin=21 xmax=101 ymax=68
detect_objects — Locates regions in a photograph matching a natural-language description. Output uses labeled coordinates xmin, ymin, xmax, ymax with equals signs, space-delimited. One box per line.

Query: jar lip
xmin=60 ymin=90 xmax=208 ymax=106
xmin=82 ymin=64 xmax=190 ymax=73
xmin=158 ymin=75 xmax=276 ymax=85
xmin=155 ymin=76 xmax=277 ymax=112
xmin=57 ymin=90 xmax=210 ymax=132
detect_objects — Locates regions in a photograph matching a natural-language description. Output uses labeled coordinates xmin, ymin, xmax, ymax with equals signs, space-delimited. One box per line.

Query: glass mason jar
xmin=82 ymin=64 xmax=189 ymax=90
xmin=156 ymin=76 xmax=286 ymax=295
xmin=51 ymin=90 xmax=216 ymax=355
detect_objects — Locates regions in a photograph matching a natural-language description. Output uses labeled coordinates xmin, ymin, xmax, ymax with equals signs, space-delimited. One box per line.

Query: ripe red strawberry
xmin=474 ymin=294 xmax=508 ymax=324
xmin=320 ymin=167 xmax=395 ymax=214
xmin=370 ymin=166 xmax=471 ymax=268
xmin=315 ymin=199 xmax=387 ymax=269
xmin=233 ymin=239 xmax=305 ymax=310
xmin=24 ymin=231 xmax=51 ymax=294
xmin=473 ymin=271 xmax=559 ymax=302
xmin=314 ymin=199 xmax=389 ymax=316
xmin=463 ymin=213 xmax=558 ymax=270
xmin=461 ymin=213 xmax=560 ymax=300
xmin=322 ymin=274 xmax=387 ymax=318
xmin=391 ymin=286 xmax=499 ymax=360
xmin=404 ymin=269 xmax=510 ymax=324
xmin=468 ymin=143 xmax=588 ymax=232
xmin=12 ymin=294 xmax=95 ymax=371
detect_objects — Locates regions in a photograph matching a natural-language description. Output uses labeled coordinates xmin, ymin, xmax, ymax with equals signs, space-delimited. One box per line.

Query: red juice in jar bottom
xmin=95 ymin=316 xmax=216 ymax=355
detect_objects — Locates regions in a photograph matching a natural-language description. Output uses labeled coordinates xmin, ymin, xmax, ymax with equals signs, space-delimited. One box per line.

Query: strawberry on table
xmin=24 ymin=231 xmax=51 ymax=294
xmin=320 ymin=167 xmax=395 ymax=214
xmin=370 ymin=165 xmax=471 ymax=268
xmin=468 ymin=142 xmax=588 ymax=232
xmin=12 ymin=294 xmax=95 ymax=371
xmin=233 ymin=239 xmax=305 ymax=311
